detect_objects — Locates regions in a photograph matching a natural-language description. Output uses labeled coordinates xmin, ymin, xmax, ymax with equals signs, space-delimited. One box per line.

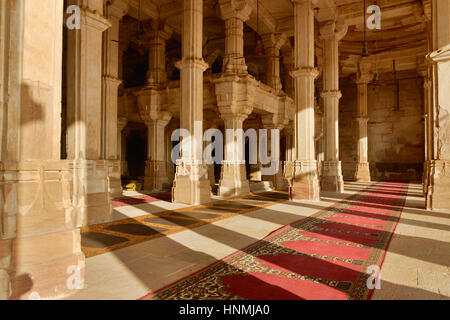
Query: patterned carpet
xmin=141 ymin=182 xmax=408 ymax=300
xmin=81 ymin=191 xmax=289 ymax=258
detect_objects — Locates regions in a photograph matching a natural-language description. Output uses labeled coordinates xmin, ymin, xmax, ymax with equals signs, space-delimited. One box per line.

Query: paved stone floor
xmin=63 ymin=182 xmax=450 ymax=300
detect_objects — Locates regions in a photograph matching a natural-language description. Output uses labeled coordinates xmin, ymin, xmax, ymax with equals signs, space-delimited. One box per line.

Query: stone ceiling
xmin=122 ymin=0 xmax=430 ymax=76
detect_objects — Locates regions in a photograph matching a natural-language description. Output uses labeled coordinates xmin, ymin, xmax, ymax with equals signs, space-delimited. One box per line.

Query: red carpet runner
xmin=141 ymin=182 xmax=408 ymax=300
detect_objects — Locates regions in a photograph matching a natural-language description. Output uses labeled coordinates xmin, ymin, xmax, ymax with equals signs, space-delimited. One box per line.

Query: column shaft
xmin=320 ymin=21 xmax=346 ymax=192
xmin=289 ymin=0 xmax=320 ymax=201
xmin=426 ymin=0 xmax=450 ymax=210
xmin=0 ymin=0 xmax=84 ymax=299
xmin=144 ymin=118 xmax=171 ymax=190
xmin=172 ymin=0 xmax=211 ymax=204
xmin=66 ymin=1 xmax=112 ymax=225
xmin=218 ymin=116 xmax=250 ymax=197
xmin=354 ymin=77 xmax=372 ymax=182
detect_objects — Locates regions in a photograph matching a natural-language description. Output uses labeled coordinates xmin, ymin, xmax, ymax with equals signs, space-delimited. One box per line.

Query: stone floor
xmin=63 ymin=182 xmax=450 ymax=300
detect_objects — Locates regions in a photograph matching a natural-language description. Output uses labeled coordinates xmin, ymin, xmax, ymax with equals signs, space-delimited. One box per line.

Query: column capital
xmin=427 ymin=44 xmax=450 ymax=63
xmin=81 ymin=7 xmax=111 ymax=32
xmin=218 ymin=105 xmax=253 ymax=121
xmin=353 ymin=71 xmax=374 ymax=85
xmin=291 ymin=0 xmax=318 ymax=6
xmin=261 ymin=112 xmax=288 ymax=131
xmin=355 ymin=116 xmax=369 ymax=123
xmin=319 ymin=19 xmax=348 ymax=42
xmin=105 ymin=0 xmax=129 ymax=20
xmin=261 ymin=33 xmax=287 ymax=51
xmin=290 ymin=67 xmax=319 ymax=79
xmin=218 ymin=0 xmax=252 ymax=21
xmin=175 ymin=58 xmax=209 ymax=72
xmin=146 ymin=22 xmax=173 ymax=43
xmin=118 ymin=117 xmax=128 ymax=132
xmin=320 ymin=90 xmax=342 ymax=100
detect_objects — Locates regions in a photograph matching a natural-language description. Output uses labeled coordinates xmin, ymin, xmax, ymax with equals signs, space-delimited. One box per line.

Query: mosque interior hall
xmin=0 ymin=0 xmax=449 ymax=300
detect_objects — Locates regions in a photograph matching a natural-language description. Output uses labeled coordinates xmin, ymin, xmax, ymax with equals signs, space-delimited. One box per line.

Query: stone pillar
xmin=136 ymin=91 xmax=172 ymax=191
xmin=218 ymin=0 xmax=252 ymax=75
xmin=289 ymin=0 xmax=320 ymax=201
xmin=426 ymin=0 xmax=450 ymax=210
xmin=319 ymin=20 xmax=347 ymax=192
xmin=261 ymin=113 xmax=286 ymax=189
xmin=172 ymin=0 xmax=211 ymax=205
xmin=144 ymin=117 xmax=172 ymax=191
xmin=102 ymin=0 xmax=128 ymax=160
xmin=353 ymin=68 xmax=373 ymax=182
xmin=117 ymin=117 xmax=128 ymax=177
xmin=146 ymin=22 xmax=173 ymax=88
xmin=66 ymin=0 xmax=112 ymax=225
xmin=218 ymin=112 xmax=251 ymax=197
xmin=284 ymin=124 xmax=295 ymax=185
xmin=262 ymin=33 xmax=287 ymax=92
xmin=102 ymin=0 xmax=128 ymax=198
xmin=419 ymin=68 xmax=433 ymax=195
xmin=281 ymin=45 xmax=295 ymax=97
xmin=0 ymin=0 xmax=84 ymax=299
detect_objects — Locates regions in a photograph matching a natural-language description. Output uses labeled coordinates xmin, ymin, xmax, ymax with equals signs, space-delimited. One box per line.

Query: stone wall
xmin=339 ymin=71 xmax=425 ymax=181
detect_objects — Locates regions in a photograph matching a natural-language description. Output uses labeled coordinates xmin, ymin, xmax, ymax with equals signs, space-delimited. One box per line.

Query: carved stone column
xmin=102 ymin=0 xmax=128 ymax=198
xmin=117 ymin=117 xmax=128 ymax=178
xmin=218 ymin=111 xmax=252 ymax=197
xmin=320 ymin=20 xmax=347 ymax=192
xmin=0 ymin=0 xmax=84 ymax=299
xmin=146 ymin=22 xmax=173 ymax=88
xmin=281 ymin=45 xmax=295 ymax=98
xmin=262 ymin=33 xmax=287 ymax=92
xmin=289 ymin=0 xmax=320 ymax=201
xmin=353 ymin=67 xmax=374 ymax=182
xmin=218 ymin=0 xmax=252 ymax=75
xmin=418 ymin=67 xmax=432 ymax=194
xmin=284 ymin=123 xmax=295 ymax=185
xmin=426 ymin=0 xmax=450 ymax=209
xmin=172 ymin=0 xmax=211 ymax=205
xmin=66 ymin=0 xmax=112 ymax=225
xmin=135 ymin=90 xmax=172 ymax=191
xmin=144 ymin=117 xmax=172 ymax=191
xmin=261 ymin=108 xmax=288 ymax=189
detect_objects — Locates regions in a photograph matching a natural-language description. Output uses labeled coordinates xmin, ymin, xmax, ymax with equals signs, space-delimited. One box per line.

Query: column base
xmin=321 ymin=161 xmax=344 ymax=192
xmin=354 ymin=162 xmax=371 ymax=182
xmin=422 ymin=161 xmax=430 ymax=195
xmin=71 ymin=160 xmax=112 ymax=226
xmin=426 ymin=160 xmax=450 ymax=210
xmin=218 ymin=162 xmax=250 ymax=198
xmin=143 ymin=160 xmax=170 ymax=191
xmin=120 ymin=160 xmax=128 ymax=176
xmin=107 ymin=160 xmax=123 ymax=198
xmin=10 ymin=231 xmax=85 ymax=300
xmin=0 ymin=160 xmax=86 ymax=299
xmin=172 ymin=161 xmax=211 ymax=205
xmin=289 ymin=160 xmax=320 ymax=201
xmin=249 ymin=164 xmax=262 ymax=181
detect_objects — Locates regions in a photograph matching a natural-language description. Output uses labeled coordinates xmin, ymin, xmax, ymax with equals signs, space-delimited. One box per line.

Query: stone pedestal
xmin=218 ymin=115 xmax=251 ymax=197
xmin=71 ymin=160 xmax=113 ymax=226
xmin=288 ymin=0 xmax=320 ymax=201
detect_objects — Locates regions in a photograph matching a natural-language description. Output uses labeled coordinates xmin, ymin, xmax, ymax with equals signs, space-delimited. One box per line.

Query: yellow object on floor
xmin=125 ymin=181 xmax=143 ymax=191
